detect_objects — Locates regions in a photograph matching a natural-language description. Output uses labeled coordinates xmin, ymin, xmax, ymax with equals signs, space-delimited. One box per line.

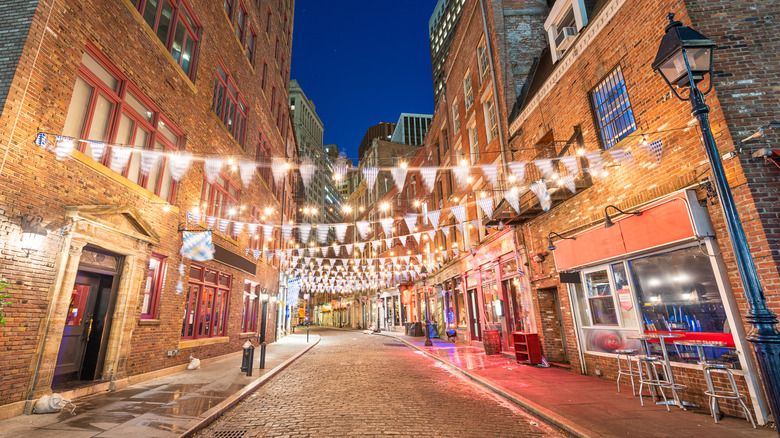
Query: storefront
xmin=553 ymin=190 xmax=768 ymax=422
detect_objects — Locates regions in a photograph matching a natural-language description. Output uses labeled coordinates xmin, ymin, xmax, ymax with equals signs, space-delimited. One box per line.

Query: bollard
xmin=241 ymin=340 xmax=255 ymax=376
xmin=259 ymin=342 xmax=267 ymax=369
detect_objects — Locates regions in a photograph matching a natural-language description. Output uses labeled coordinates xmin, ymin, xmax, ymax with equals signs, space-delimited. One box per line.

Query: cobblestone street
xmin=198 ymin=329 xmax=561 ymax=438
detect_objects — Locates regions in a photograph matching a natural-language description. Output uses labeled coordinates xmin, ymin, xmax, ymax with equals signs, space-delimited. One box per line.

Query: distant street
xmin=199 ymin=329 xmax=560 ymax=438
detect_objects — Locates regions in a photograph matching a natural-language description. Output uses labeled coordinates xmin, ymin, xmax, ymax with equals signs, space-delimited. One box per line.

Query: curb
xmin=178 ymin=335 xmax=321 ymax=438
xmin=377 ymin=333 xmax=592 ymax=438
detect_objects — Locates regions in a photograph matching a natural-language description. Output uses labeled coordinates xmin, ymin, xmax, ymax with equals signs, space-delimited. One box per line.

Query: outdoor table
xmin=632 ymin=332 xmax=692 ymax=409
xmin=673 ymin=339 xmax=729 ymax=417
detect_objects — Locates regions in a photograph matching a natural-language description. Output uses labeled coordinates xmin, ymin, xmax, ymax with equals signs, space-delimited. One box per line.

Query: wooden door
xmin=53 ymin=273 xmax=100 ymax=386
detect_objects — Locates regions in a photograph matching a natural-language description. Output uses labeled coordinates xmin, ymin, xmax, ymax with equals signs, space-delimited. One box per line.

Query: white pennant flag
xmin=169 ymin=152 xmax=193 ymax=181
xmin=371 ymin=240 xmax=381 ymax=251
xmin=205 ymin=216 xmax=217 ymax=229
xmin=356 ymin=221 xmax=370 ymax=240
xmin=481 ymin=163 xmax=499 ymax=188
xmin=586 ymin=152 xmax=604 ymax=177
xmin=334 ymin=223 xmax=348 ymax=243
xmin=345 ymin=243 xmax=354 ymax=255
xmin=413 ymin=232 xmax=421 ymax=244
xmin=452 ymin=164 xmax=471 ymax=189
xmin=281 ymin=224 xmax=292 ymax=241
xmin=427 ymin=210 xmax=441 ymax=229
xmin=298 ymin=223 xmax=311 ymax=243
xmin=508 ymin=161 xmax=526 ymax=183
xmin=233 ymin=221 xmax=244 ymax=237
xmin=263 ymin=224 xmax=274 ymax=241
xmin=246 ymin=223 xmax=259 ymax=236
xmin=363 ymin=167 xmax=379 ymax=190
xmin=559 ymin=156 xmax=579 ymax=176
xmin=415 ymin=254 xmax=423 ymax=264
xmin=218 ymin=218 xmax=230 ymax=234
xmin=534 ymin=158 xmax=555 ymax=178
xmin=110 ymin=147 xmax=132 ymax=173
xmin=456 ymin=222 xmax=464 ymax=235
xmin=478 ymin=196 xmax=494 ymax=219
xmin=140 ymin=150 xmax=160 ymax=176
xmin=561 ymin=174 xmax=577 ymax=194
xmin=204 ymin=157 xmax=223 ymax=184
xmin=504 ymin=188 xmax=521 ymax=214
xmin=385 ymin=238 xmax=393 ymax=251
xmin=403 ymin=214 xmax=417 ymax=233
xmin=55 ymin=136 xmax=74 ymax=161
xmin=390 ymin=166 xmax=408 ymax=192
xmin=356 ymin=242 xmax=366 ymax=253
xmin=419 ymin=167 xmax=437 ymax=193
xmin=426 ymin=229 xmax=437 ymax=243
xmin=88 ymin=141 xmax=105 ymax=162
xmin=299 ymin=157 xmax=316 ymax=188
xmin=530 ymin=180 xmax=552 ymax=212
xmin=609 ymin=148 xmax=633 ymax=165
xmin=451 ymin=204 xmax=466 ymax=224
xmin=334 ymin=156 xmax=348 ymax=182
xmin=317 ymin=225 xmax=329 ymax=243
xmin=271 ymin=157 xmax=287 ymax=185
xmin=239 ymin=160 xmax=256 ymax=187
xmin=380 ymin=217 xmax=394 ymax=237
xmin=399 ymin=235 xmax=407 ymax=247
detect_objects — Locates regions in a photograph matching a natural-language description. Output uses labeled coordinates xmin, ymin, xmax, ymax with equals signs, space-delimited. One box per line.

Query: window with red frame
xmin=248 ymin=207 xmax=262 ymax=250
xmin=241 ymin=282 xmax=260 ymax=332
xmin=224 ymin=0 xmax=234 ymax=20
xmin=133 ymin=0 xmax=201 ymax=79
xmin=181 ymin=265 xmax=231 ymax=339
xmin=274 ymin=38 xmax=279 ymax=63
xmin=201 ymin=174 xmax=240 ymax=236
xmin=61 ymin=46 xmax=183 ymax=203
xmin=141 ymin=254 xmax=167 ymax=319
xmin=212 ymin=63 xmax=247 ymax=147
xmin=266 ymin=9 xmax=271 ymax=34
xmin=247 ymin=26 xmax=257 ymax=65
xmin=270 ymin=86 xmax=276 ymax=112
xmin=261 ymin=61 xmax=268 ymax=90
xmin=235 ymin=2 xmax=247 ymax=43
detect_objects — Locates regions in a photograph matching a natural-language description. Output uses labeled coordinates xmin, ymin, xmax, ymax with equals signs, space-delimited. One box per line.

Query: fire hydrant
xmin=241 ymin=340 xmax=255 ymax=376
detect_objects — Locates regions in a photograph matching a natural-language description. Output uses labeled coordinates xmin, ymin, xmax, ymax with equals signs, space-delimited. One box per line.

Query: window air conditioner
xmin=555 ymin=26 xmax=577 ymax=54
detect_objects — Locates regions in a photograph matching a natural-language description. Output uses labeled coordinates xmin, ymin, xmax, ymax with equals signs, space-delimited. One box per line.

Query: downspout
xmin=478 ymin=0 xmax=509 ymax=180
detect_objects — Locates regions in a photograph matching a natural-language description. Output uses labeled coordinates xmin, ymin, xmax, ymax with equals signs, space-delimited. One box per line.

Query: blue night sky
xmin=291 ymin=0 xmax=437 ymax=161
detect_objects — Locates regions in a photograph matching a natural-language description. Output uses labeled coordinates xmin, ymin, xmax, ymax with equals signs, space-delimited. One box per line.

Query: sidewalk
xmin=379 ymin=332 xmax=775 ymax=438
xmin=0 ymin=334 xmax=319 ymax=438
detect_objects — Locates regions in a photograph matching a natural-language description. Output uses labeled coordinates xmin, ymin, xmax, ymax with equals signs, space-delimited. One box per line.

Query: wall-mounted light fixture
xmin=20 ymin=215 xmax=47 ymax=257
xmin=547 ymin=231 xmax=575 ymax=251
xmin=604 ymin=205 xmax=641 ymax=228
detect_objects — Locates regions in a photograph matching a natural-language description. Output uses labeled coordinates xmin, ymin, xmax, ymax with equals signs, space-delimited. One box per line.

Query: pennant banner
xmin=530 ymin=180 xmax=552 ymax=212
xmin=181 ymin=231 xmax=215 ymax=261
xmin=140 ymin=150 xmax=160 ymax=176
xmin=334 ymin=223 xmax=347 ymax=243
xmin=239 ymin=160 xmax=256 ymax=187
xmin=363 ymin=167 xmax=379 ymax=190
xmin=300 ymin=157 xmax=316 ymax=188
xmin=481 ymin=163 xmax=499 ymax=188
xmin=452 ymin=164 xmax=470 ymax=189
xmin=419 ymin=166 xmax=437 ymax=193
xmin=55 ymin=136 xmax=74 ymax=161
xmin=298 ymin=223 xmax=311 ymax=243
xmin=169 ymin=152 xmax=193 ymax=181
xmin=427 ymin=209 xmax=441 ymax=229
xmin=451 ymin=204 xmax=466 ymax=224
xmin=390 ymin=166 xmax=408 ymax=192
xmin=504 ymin=188 xmax=521 ymax=214
xmin=356 ymin=221 xmax=370 ymax=240
xmin=271 ymin=157 xmax=287 ymax=185
xmin=380 ymin=217 xmax=394 ymax=237
xmin=403 ymin=214 xmax=417 ymax=234
xmin=478 ymin=196 xmax=494 ymax=219
xmin=110 ymin=147 xmax=132 ymax=174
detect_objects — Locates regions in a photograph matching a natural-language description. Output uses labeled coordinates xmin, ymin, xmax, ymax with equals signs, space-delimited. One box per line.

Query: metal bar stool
xmin=637 ymin=355 xmax=670 ymax=411
xmin=615 ymin=349 xmax=638 ymax=396
xmin=702 ymin=362 xmax=756 ymax=428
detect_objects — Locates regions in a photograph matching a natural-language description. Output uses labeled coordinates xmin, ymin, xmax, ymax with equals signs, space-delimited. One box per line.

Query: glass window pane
xmin=584 ymin=270 xmax=618 ymax=325
xmin=115 ymin=114 xmax=134 ymax=145
xmin=158 ymin=122 xmax=180 ymax=145
xmin=171 ymin=20 xmax=186 ymax=63
xmin=81 ymin=52 xmax=118 ymax=91
xmin=126 ymin=92 xmax=153 ymax=122
xmin=181 ymin=34 xmax=195 ymax=74
xmin=87 ymin=94 xmax=114 ymax=141
xmin=156 ymin=0 xmax=174 ymax=45
xmin=143 ymin=0 xmax=160 ymax=30
xmin=612 ymin=262 xmax=637 ymax=328
xmin=63 ymin=77 xmax=94 ymax=139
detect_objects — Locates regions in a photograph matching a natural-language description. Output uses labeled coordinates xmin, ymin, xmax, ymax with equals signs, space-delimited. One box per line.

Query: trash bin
xmin=483 ymin=329 xmax=502 ymax=355
xmin=410 ymin=322 xmax=423 ymax=337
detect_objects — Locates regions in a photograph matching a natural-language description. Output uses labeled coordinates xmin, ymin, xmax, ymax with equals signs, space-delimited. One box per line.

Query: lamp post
xmin=653 ymin=13 xmax=780 ymax=425
xmin=258 ymin=292 xmax=270 ymax=369
xmin=419 ymin=265 xmax=433 ymax=347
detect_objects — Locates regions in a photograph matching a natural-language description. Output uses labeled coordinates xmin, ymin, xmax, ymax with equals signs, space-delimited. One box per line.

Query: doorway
xmin=53 ymin=256 xmax=120 ymax=388
xmin=467 ymin=288 xmax=482 ymax=341
xmin=538 ymin=286 xmax=569 ymax=364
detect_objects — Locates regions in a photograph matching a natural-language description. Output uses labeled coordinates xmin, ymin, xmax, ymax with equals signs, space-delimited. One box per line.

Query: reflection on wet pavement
xmin=424 ymin=345 xmax=514 ymax=371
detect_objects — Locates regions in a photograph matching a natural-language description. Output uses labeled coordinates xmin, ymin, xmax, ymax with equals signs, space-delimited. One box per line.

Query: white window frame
xmin=451 ymin=99 xmax=460 ymax=133
xmin=463 ymin=72 xmax=474 ymax=112
xmin=476 ymin=37 xmax=489 ymax=83
xmin=482 ymin=95 xmax=498 ymax=144
xmin=544 ymin=0 xmax=588 ymax=63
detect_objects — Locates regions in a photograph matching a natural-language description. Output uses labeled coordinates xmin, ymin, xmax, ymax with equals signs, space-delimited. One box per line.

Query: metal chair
xmin=637 ymin=355 xmax=670 ymax=411
xmin=615 ymin=349 xmax=638 ymax=396
xmin=702 ymin=362 xmax=756 ymax=428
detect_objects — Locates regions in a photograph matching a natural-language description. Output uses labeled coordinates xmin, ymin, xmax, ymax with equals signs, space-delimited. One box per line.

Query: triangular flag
xmin=281 ymin=224 xmax=292 ymax=241
xmin=391 ymin=166 xmax=408 ymax=192
xmin=534 ymin=158 xmax=554 ymax=178
xmin=271 ymin=157 xmax=287 ymax=185
xmin=204 ymin=157 xmax=223 ymax=184
xmin=530 ymin=180 xmax=551 ymax=212
xmin=427 ymin=210 xmax=441 ymax=229
xmin=413 ymin=232 xmax=421 ymax=244
xmin=298 ymin=223 xmax=311 ymax=243
xmin=246 ymin=223 xmax=259 ymax=236
xmin=399 ymin=235 xmax=407 ymax=247
xmin=451 ymin=204 xmax=466 ymax=224
xmin=481 ymin=163 xmax=499 ymax=188
xmin=504 ymin=188 xmax=521 ymax=214
xmin=218 ymin=218 xmax=230 ymax=234
xmin=140 ymin=150 xmax=161 ymax=176
xmin=559 ymin=156 xmax=579 ymax=176
xmin=371 ymin=240 xmax=381 ymax=251
xmin=561 ymin=174 xmax=577 ymax=194
xmin=88 ymin=141 xmax=105 ymax=162
xmin=609 ymin=148 xmax=633 ymax=165
xmin=419 ymin=167 xmax=437 ymax=193
xmin=345 ymin=243 xmax=354 ymax=255
xmin=586 ymin=152 xmax=604 ymax=177
xmin=380 ymin=217 xmax=394 ymax=237
xmin=239 ymin=160 xmax=256 ymax=187
xmin=641 ymin=140 xmax=664 ymax=164
xmin=478 ymin=196 xmax=494 ymax=219
xmin=110 ymin=147 xmax=132 ymax=173
xmin=317 ymin=225 xmax=329 ymax=243
xmin=363 ymin=167 xmax=379 ymax=190
xmin=334 ymin=156 xmax=348 ymax=182
xmin=403 ymin=214 xmax=417 ymax=233
xmin=299 ymin=156 xmax=316 ymax=188
xmin=55 ymin=136 xmax=74 ymax=161
xmin=508 ymin=161 xmax=526 ymax=183
xmin=356 ymin=221 xmax=370 ymax=240
xmin=452 ymin=164 xmax=470 ymax=189
xmin=169 ymin=152 xmax=193 ymax=181
xmin=426 ymin=229 xmax=436 ymax=242
xmin=334 ymin=223 xmax=347 ymax=243
xmin=233 ymin=221 xmax=245 ymax=237
xmin=262 ymin=224 xmax=273 ymax=241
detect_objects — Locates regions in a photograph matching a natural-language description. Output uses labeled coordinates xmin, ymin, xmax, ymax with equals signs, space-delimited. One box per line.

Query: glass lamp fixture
xmin=20 ymin=215 xmax=47 ymax=257
xmin=652 ymin=13 xmax=716 ymax=92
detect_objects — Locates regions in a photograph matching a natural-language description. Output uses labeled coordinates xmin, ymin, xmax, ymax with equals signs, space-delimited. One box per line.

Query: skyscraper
xmin=391 ymin=113 xmax=433 ymax=146
xmin=429 ymin=0 xmax=466 ymax=104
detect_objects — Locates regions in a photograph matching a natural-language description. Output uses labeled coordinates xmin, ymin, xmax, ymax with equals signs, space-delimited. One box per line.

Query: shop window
xmin=182 ymin=265 xmax=231 ymax=339
xmin=212 ymin=63 xmax=247 ymax=147
xmin=590 ymin=67 xmax=636 ymax=150
xmin=141 ymin=254 xmax=167 ymax=319
xmin=135 ymin=0 xmax=201 ymax=79
xmin=583 ymin=269 xmax=618 ymax=325
xmin=242 ymin=282 xmax=259 ymax=332
xmin=201 ymin=174 xmax=240 ymax=236
xmin=62 ymin=48 xmax=183 ymax=203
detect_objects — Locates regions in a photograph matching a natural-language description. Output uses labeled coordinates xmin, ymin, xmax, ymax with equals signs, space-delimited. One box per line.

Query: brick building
xmin=0 ymin=0 xmax=298 ymax=419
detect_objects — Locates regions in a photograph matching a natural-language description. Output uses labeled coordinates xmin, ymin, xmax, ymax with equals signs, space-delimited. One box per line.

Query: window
xmin=266 ymin=9 xmax=271 ymax=34
xmin=274 ymin=38 xmax=280 ymax=63
xmin=201 ymin=174 xmax=240 ymax=236
xmin=247 ymin=26 xmax=257 ymax=64
xmin=544 ymin=0 xmax=587 ymax=63
xmin=583 ymin=269 xmax=618 ymax=325
xmin=62 ymin=47 xmax=183 ymax=203
xmin=451 ymin=100 xmax=460 ymax=133
xmin=270 ymin=86 xmax=276 ymax=111
xmin=483 ymin=97 xmax=498 ymax=143
xmin=182 ymin=265 xmax=231 ymax=339
xmin=590 ymin=67 xmax=636 ymax=150
xmin=463 ymin=73 xmax=474 ymax=112
xmin=212 ymin=63 xmax=248 ymax=147
xmin=235 ymin=2 xmax=247 ymax=43
xmin=468 ymin=124 xmax=480 ymax=164
xmin=261 ymin=61 xmax=268 ymax=90
xmin=477 ymin=38 xmax=489 ymax=82
xmin=135 ymin=0 xmax=201 ymax=78
xmin=242 ymin=282 xmax=259 ymax=332
xmin=224 ymin=0 xmax=234 ymax=19
xmin=141 ymin=254 xmax=167 ymax=319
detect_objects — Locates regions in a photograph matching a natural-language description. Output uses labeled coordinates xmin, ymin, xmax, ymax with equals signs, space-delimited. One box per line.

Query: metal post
xmin=424 ymin=287 xmax=433 ymax=347
xmin=690 ymin=85 xmax=780 ymax=423
xmin=306 ymin=296 xmax=310 ymax=343
xmin=259 ymin=298 xmax=269 ymax=369
xmin=375 ymin=291 xmax=381 ymax=333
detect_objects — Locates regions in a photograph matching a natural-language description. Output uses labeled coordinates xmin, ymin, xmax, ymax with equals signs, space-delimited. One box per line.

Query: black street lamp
xmin=653 ymin=13 xmax=780 ymax=426
xmin=258 ymin=291 xmax=270 ymax=369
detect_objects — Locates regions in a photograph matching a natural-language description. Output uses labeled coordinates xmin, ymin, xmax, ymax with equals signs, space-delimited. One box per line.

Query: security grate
xmin=209 ymin=430 xmax=247 ymax=438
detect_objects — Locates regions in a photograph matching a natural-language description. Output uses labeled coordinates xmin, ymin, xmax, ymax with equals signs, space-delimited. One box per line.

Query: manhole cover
xmin=210 ymin=430 xmax=247 ymax=438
